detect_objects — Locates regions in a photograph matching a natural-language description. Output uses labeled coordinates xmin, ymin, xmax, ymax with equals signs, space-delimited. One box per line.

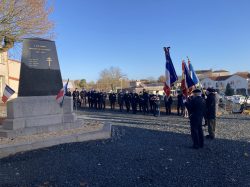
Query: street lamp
xmin=119 ymin=78 xmax=123 ymax=91
xmin=247 ymin=78 xmax=249 ymax=96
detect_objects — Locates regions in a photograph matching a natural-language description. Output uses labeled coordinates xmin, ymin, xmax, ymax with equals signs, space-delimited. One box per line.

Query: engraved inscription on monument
xmin=18 ymin=38 xmax=63 ymax=96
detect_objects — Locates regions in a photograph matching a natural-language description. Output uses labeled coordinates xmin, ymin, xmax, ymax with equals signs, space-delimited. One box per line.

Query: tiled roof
xmin=234 ymin=72 xmax=250 ymax=79
xmin=214 ymin=75 xmax=232 ymax=81
xmin=213 ymin=70 xmax=229 ymax=73
xmin=195 ymin=70 xmax=212 ymax=74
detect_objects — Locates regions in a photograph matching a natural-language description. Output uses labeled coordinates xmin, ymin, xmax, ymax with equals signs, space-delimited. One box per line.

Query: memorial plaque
xmin=18 ymin=38 xmax=63 ymax=96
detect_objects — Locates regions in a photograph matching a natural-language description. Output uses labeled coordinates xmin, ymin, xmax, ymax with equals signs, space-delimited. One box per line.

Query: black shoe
xmin=206 ymin=135 xmax=211 ymax=139
xmin=190 ymin=145 xmax=199 ymax=149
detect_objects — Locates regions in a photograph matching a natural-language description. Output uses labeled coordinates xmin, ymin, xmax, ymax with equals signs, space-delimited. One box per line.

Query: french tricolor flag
xmin=2 ymin=85 xmax=15 ymax=103
xmin=188 ymin=58 xmax=199 ymax=85
xmin=163 ymin=47 xmax=178 ymax=96
xmin=56 ymin=79 xmax=69 ymax=106
xmin=181 ymin=60 xmax=195 ymax=97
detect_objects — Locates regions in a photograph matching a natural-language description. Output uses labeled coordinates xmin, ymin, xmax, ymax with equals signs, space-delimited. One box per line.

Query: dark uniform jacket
xmin=177 ymin=94 xmax=184 ymax=106
xmin=186 ymin=96 xmax=206 ymax=126
xmin=118 ymin=93 xmax=124 ymax=105
xmin=206 ymin=93 xmax=216 ymax=119
xmin=124 ymin=93 xmax=131 ymax=104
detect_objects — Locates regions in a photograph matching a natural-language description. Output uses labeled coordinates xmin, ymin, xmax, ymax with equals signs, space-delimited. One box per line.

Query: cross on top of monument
xmin=46 ymin=57 xmax=52 ymax=68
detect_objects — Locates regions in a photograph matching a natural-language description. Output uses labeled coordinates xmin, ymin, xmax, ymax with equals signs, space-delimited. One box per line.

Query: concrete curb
xmin=0 ymin=122 xmax=111 ymax=159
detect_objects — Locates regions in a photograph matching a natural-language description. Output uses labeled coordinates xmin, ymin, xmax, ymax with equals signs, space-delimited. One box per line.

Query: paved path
xmin=0 ymin=109 xmax=249 ymax=187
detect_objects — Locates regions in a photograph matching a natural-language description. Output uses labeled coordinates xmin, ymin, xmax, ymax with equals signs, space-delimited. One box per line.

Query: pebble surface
xmin=0 ymin=109 xmax=249 ymax=187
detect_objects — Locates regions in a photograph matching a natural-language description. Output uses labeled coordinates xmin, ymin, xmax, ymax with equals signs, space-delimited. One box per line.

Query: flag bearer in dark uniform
xmin=118 ymin=91 xmax=124 ymax=112
xmin=124 ymin=91 xmax=131 ymax=113
xmin=184 ymin=89 xmax=206 ymax=149
xmin=205 ymin=88 xmax=217 ymax=139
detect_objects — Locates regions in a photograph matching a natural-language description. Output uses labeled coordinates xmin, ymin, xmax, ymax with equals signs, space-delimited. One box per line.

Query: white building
xmin=201 ymin=73 xmax=250 ymax=95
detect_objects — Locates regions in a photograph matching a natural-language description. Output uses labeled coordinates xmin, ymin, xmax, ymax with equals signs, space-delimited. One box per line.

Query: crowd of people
xmin=65 ymin=88 xmax=169 ymax=116
xmin=65 ymin=87 xmax=217 ymax=149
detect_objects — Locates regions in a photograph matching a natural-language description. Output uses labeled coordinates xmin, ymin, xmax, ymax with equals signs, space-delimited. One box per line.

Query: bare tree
xmin=0 ymin=0 xmax=54 ymax=52
xmin=158 ymin=75 xmax=166 ymax=83
xmin=97 ymin=66 xmax=127 ymax=91
xmin=146 ymin=76 xmax=157 ymax=83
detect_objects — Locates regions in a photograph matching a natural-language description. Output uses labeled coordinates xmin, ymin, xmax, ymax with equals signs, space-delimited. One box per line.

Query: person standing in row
xmin=142 ymin=89 xmax=149 ymax=114
xmin=205 ymin=88 xmax=217 ymax=139
xmin=72 ymin=88 xmax=80 ymax=108
xmin=101 ymin=91 xmax=107 ymax=110
xmin=185 ymin=89 xmax=206 ymax=149
xmin=65 ymin=88 xmax=71 ymax=97
xmin=177 ymin=92 xmax=184 ymax=116
xmin=124 ymin=91 xmax=131 ymax=113
xmin=80 ymin=88 xmax=87 ymax=107
xmin=118 ymin=91 xmax=124 ymax=112
xmin=131 ymin=90 xmax=139 ymax=114
xmin=149 ymin=93 xmax=154 ymax=113
xmin=109 ymin=91 xmax=116 ymax=110
xmin=164 ymin=93 xmax=173 ymax=115
xmin=138 ymin=91 xmax=144 ymax=112
xmin=152 ymin=91 xmax=160 ymax=117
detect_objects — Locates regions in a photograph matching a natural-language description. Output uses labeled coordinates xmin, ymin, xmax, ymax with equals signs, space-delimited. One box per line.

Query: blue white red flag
xmin=163 ymin=47 xmax=178 ymax=96
xmin=56 ymin=79 xmax=69 ymax=106
xmin=181 ymin=61 xmax=195 ymax=97
xmin=188 ymin=58 xmax=199 ymax=85
xmin=2 ymin=85 xmax=15 ymax=103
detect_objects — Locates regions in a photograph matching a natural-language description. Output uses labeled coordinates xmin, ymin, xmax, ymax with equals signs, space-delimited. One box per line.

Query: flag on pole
xmin=2 ymin=85 xmax=15 ymax=103
xmin=181 ymin=61 xmax=188 ymax=97
xmin=163 ymin=47 xmax=178 ymax=96
xmin=187 ymin=57 xmax=199 ymax=85
xmin=56 ymin=79 xmax=69 ymax=107
xmin=181 ymin=60 xmax=195 ymax=97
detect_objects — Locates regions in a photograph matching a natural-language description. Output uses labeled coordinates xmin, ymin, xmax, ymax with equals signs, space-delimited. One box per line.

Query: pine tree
xmin=225 ymin=83 xmax=234 ymax=96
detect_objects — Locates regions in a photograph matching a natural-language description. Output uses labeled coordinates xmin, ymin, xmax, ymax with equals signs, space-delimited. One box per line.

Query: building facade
xmin=0 ymin=52 xmax=9 ymax=99
xmin=201 ymin=73 xmax=250 ymax=95
xmin=0 ymin=52 xmax=21 ymax=102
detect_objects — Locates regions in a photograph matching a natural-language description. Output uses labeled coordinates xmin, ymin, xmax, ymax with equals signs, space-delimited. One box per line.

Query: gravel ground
xmin=0 ymin=109 xmax=249 ymax=187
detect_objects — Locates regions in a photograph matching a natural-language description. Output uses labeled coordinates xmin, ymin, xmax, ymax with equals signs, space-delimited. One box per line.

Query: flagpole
xmin=187 ymin=56 xmax=206 ymax=96
xmin=60 ymin=78 xmax=69 ymax=107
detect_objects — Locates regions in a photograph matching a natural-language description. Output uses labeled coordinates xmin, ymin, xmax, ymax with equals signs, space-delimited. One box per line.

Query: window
xmin=0 ymin=53 xmax=5 ymax=64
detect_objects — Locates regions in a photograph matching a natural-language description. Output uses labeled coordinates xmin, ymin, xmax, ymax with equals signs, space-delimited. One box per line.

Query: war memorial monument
xmin=0 ymin=38 xmax=110 ymax=158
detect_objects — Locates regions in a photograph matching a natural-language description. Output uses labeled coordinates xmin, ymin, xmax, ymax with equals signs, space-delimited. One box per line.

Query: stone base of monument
xmin=0 ymin=96 xmax=78 ymax=138
xmin=0 ymin=96 xmax=111 ymax=158
xmin=0 ymin=122 xmax=111 ymax=159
